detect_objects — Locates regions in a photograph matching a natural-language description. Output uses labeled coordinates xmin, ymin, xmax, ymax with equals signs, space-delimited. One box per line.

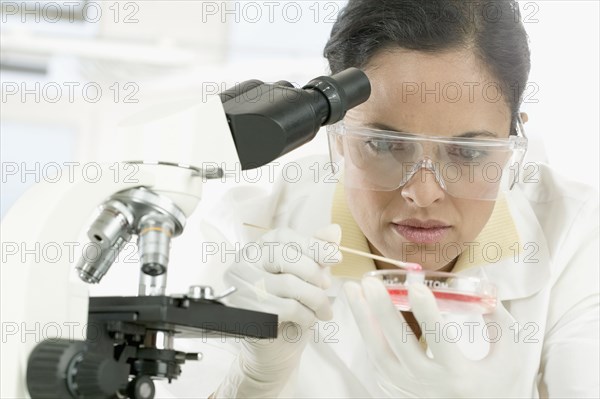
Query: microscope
xmin=0 ymin=68 xmax=370 ymax=398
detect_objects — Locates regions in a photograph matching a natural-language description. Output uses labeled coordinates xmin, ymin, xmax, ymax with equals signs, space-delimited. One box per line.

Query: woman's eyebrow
xmin=364 ymin=122 xmax=405 ymax=132
xmin=455 ymin=131 xmax=498 ymax=138
xmin=365 ymin=122 xmax=498 ymax=138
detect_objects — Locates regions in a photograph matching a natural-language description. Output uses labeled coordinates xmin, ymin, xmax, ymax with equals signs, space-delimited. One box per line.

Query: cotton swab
xmin=242 ymin=222 xmax=422 ymax=271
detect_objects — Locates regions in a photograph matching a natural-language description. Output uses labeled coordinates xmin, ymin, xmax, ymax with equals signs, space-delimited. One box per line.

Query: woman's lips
xmin=392 ymin=219 xmax=451 ymax=244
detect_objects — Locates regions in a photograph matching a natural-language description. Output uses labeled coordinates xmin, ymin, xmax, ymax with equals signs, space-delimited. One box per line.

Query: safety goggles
xmin=327 ymin=119 xmax=528 ymax=200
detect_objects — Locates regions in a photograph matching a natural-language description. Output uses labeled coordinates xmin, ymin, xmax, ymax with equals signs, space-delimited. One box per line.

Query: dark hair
xmin=324 ymin=0 xmax=531 ymax=133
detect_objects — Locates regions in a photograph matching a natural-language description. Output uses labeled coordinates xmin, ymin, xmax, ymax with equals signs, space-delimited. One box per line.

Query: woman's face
xmin=343 ymin=49 xmax=512 ymax=271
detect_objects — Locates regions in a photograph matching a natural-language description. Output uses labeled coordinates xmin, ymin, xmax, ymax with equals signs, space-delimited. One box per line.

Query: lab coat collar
xmin=458 ymin=186 xmax=551 ymax=301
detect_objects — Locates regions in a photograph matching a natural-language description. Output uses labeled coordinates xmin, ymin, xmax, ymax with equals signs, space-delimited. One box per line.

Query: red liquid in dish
xmin=386 ymin=287 xmax=497 ymax=314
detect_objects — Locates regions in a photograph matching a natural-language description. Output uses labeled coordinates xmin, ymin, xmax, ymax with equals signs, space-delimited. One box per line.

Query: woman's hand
xmin=212 ymin=225 xmax=342 ymax=398
xmin=345 ymin=277 xmax=538 ymax=398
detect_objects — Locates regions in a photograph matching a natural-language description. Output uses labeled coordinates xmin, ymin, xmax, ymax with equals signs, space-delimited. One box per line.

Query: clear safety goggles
xmin=327 ymin=119 xmax=528 ymax=200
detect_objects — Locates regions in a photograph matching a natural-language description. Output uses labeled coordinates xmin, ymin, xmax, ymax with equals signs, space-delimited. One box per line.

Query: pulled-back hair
xmin=324 ymin=0 xmax=531 ymax=131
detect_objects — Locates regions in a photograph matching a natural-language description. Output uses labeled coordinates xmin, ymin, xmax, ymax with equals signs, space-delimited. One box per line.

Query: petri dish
xmin=365 ymin=270 xmax=497 ymax=315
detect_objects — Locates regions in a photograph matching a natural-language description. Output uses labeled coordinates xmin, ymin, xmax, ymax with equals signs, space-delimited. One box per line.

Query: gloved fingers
xmin=361 ymin=277 xmax=423 ymax=362
xmin=225 ymin=261 xmax=332 ymax=323
xmin=262 ymin=249 xmax=332 ymax=289
xmin=314 ymin=224 xmax=342 ymax=244
xmin=308 ymin=237 xmax=343 ymax=267
xmin=223 ymin=263 xmax=273 ymax=305
xmin=483 ymin=300 xmax=522 ymax=361
xmin=483 ymin=299 xmax=517 ymax=327
xmin=224 ymin=268 xmax=317 ymax=326
xmin=312 ymin=224 xmax=343 ymax=266
xmin=267 ymin=273 xmax=333 ymax=322
xmin=261 ymin=226 xmax=342 ymax=267
xmin=408 ymin=283 xmax=463 ymax=367
xmin=344 ymin=281 xmax=399 ymax=371
xmin=277 ymin=298 xmax=320 ymax=327
xmin=257 ymin=299 xmax=315 ymax=328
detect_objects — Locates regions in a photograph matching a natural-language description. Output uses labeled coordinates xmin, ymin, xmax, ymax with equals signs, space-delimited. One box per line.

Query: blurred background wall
xmin=1 ymin=0 xmax=599 ymax=218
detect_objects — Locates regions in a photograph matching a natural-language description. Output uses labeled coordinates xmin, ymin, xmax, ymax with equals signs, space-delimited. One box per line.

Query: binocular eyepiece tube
xmin=222 ymin=67 xmax=371 ymax=170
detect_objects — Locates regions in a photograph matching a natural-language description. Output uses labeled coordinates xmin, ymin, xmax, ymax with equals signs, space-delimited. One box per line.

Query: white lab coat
xmin=157 ymin=155 xmax=599 ymax=398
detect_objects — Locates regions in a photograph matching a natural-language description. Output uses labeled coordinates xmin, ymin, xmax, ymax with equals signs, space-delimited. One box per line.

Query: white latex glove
xmin=344 ymin=277 xmax=539 ymax=398
xmin=212 ymin=225 xmax=342 ymax=398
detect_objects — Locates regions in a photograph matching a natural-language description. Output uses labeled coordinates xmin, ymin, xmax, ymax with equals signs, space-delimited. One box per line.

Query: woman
xmin=208 ymin=0 xmax=599 ymax=397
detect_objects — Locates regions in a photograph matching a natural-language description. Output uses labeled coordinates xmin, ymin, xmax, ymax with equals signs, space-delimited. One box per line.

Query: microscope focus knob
xmin=74 ymin=352 xmax=129 ymax=398
xmin=26 ymin=339 xmax=86 ymax=398
xmin=127 ymin=375 xmax=156 ymax=399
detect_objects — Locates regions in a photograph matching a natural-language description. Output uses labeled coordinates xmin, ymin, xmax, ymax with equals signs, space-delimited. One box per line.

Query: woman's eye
xmin=365 ymin=140 xmax=408 ymax=153
xmin=366 ymin=140 xmax=390 ymax=152
xmin=448 ymin=145 xmax=488 ymax=160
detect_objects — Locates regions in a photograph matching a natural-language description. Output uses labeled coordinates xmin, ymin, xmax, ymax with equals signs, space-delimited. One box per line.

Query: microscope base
xmin=26 ymin=296 xmax=278 ymax=398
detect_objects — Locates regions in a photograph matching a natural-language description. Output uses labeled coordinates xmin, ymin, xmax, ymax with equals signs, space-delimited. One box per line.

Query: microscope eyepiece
xmin=303 ymin=67 xmax=371 ymax=125
xmin=220 ymin=67 xmax=371 ymax=170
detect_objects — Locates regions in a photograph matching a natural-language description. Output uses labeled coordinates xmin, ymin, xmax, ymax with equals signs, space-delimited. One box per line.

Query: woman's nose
xmin=400 ymin=169 xmax=446 ymax=207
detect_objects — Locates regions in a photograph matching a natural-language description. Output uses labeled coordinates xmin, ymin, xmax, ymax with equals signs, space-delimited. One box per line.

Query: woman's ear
xmin=519 ymin=112 xmax=529 ymax=124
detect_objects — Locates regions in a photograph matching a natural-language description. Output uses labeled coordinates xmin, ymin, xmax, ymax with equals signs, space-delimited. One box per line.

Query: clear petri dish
xmin=364 ymin=270 xmax=497 ymax=315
